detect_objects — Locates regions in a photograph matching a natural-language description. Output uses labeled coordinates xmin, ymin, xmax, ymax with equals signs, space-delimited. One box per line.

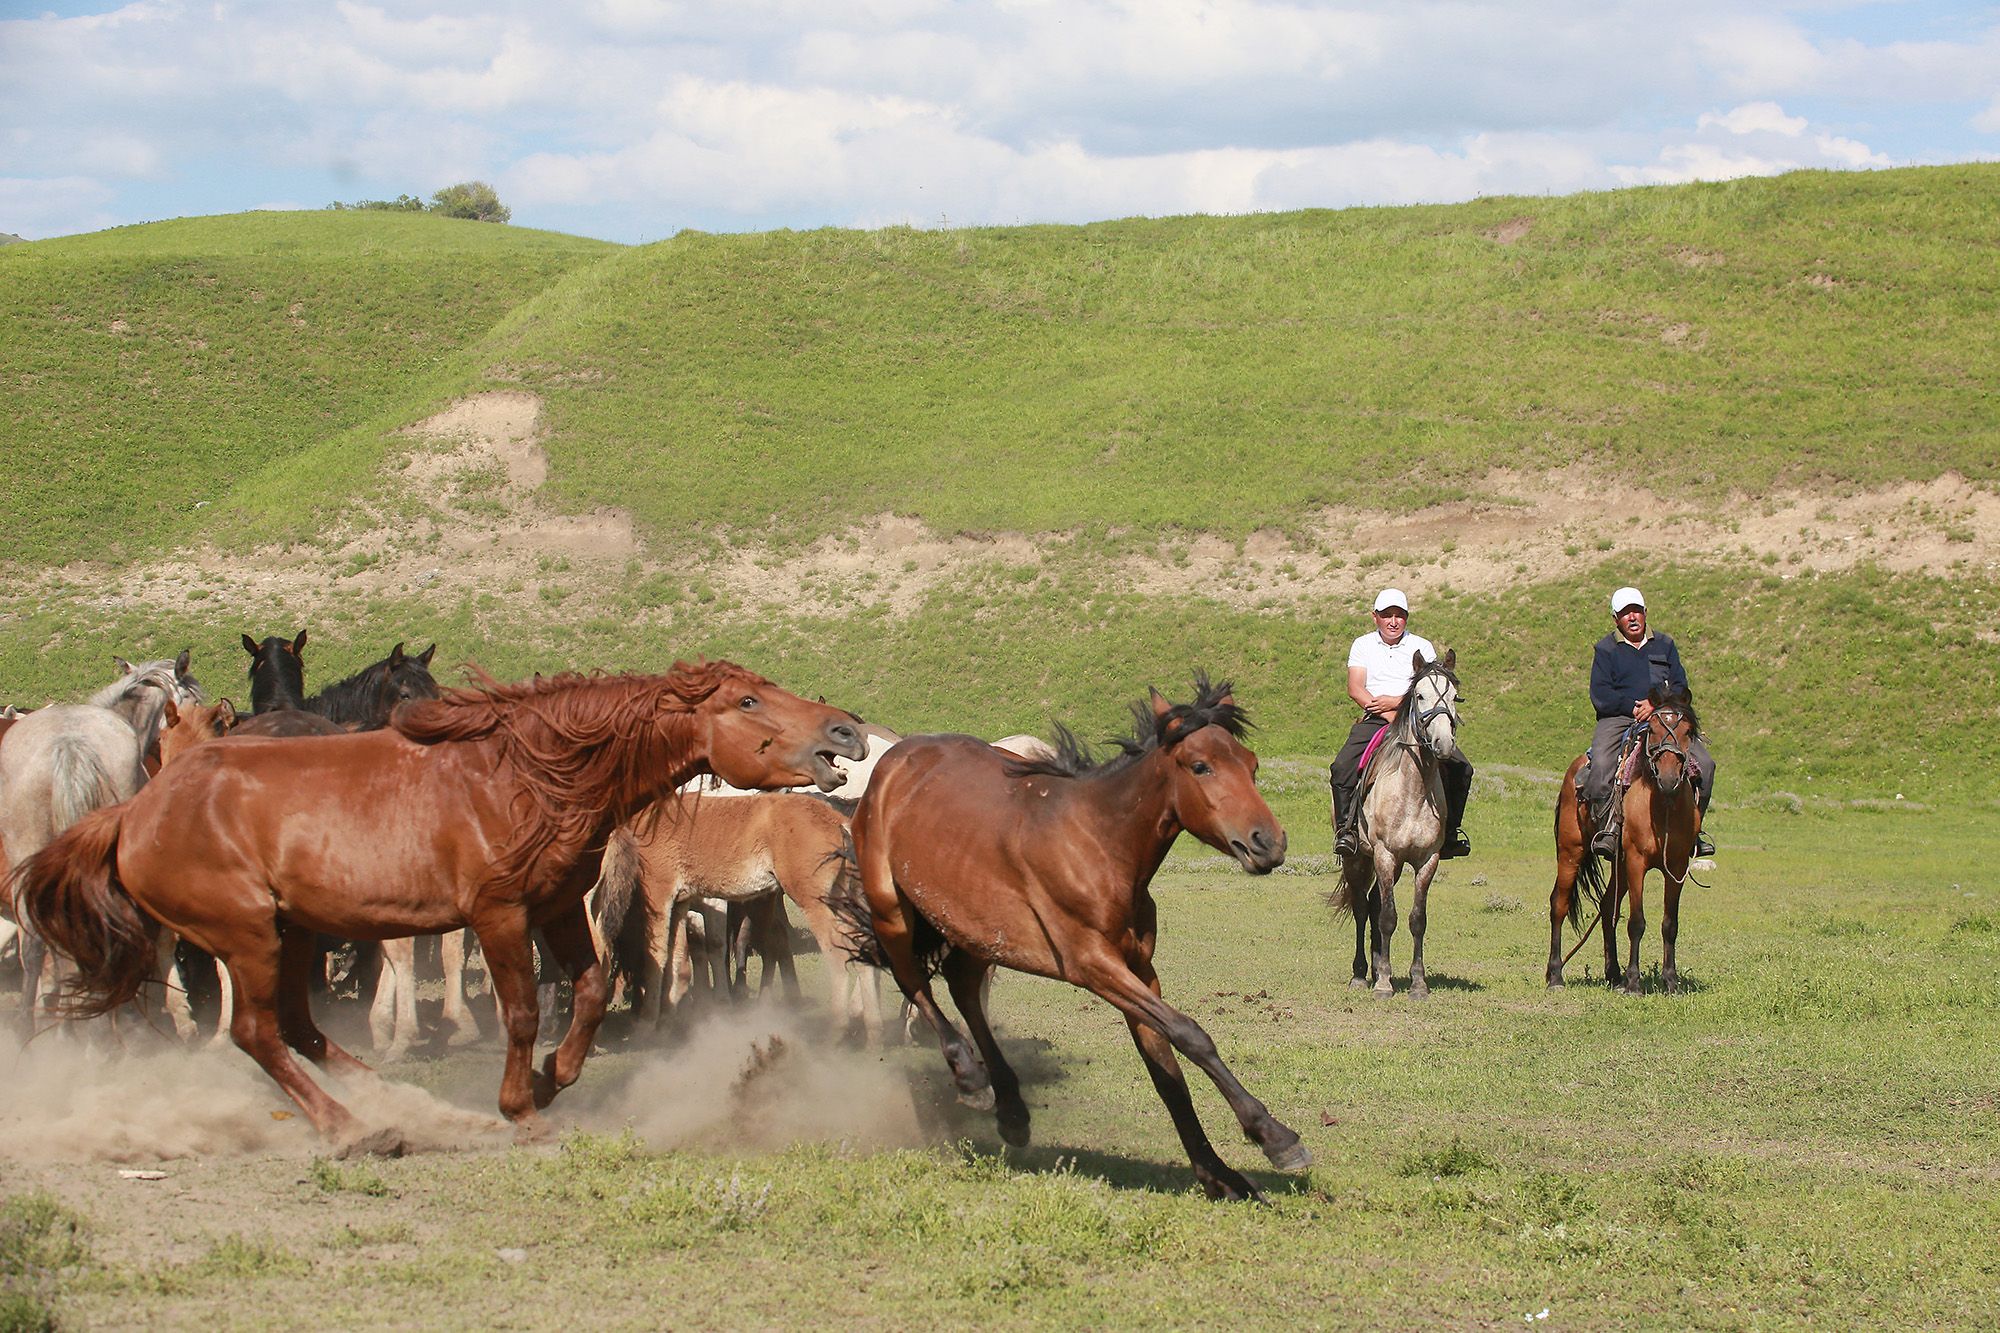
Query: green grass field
xmin=4 ymin=793 xmax=1994 ymax=1329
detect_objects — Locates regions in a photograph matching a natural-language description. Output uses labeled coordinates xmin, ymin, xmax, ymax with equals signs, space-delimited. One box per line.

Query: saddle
xmin=1575 ymin=723 xmax=1647 ymax=831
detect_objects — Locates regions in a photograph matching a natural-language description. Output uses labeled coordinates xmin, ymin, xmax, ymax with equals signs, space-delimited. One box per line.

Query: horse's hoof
xmin=445 ymin=1027 xmax=482 ymax=1048
xmin=1373 ymin=985 xmax=1393 ymax=999
xmin=510 ymin=1116 xmax=553 ymax=1146
xmin=1264 ymin=1137 xmax=1313 ymax=1172
xmin=335 ymin=1127 xmax=407 ymax=1160
xmin=1347 ymin=978 xmax=1369 ymax=991
xmin=997 ymin=1111 xmax=1031 ymax=1148
xmin=1409 ymin=985 xmax=1430 ymax=1002
xmin=958 ymin=1085 xmax=996 ymax=1112
xmin=1546 ymin=979 xmax=1565 ymax=991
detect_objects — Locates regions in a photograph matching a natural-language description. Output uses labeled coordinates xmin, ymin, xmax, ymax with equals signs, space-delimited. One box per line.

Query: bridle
xmin=1406 ymin=667 xmax=1461 ymax=759
xmin=1637 ymin=706 xmax=1693 ymax=786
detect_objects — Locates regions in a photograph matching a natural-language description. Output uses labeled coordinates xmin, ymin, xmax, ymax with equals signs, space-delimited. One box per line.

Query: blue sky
xmin=2 ymin=0 xmax=1996 ymax=243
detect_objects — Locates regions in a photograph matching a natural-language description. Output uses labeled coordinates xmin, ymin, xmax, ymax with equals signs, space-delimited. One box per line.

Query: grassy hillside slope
xmin=1 ymin=168 xmax=1996 ymax=804
xmin=0 ymin=212 xmax=616 ymax=563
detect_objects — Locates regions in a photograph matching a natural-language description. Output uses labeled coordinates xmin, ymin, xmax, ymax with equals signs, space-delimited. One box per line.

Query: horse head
xmin=374 ymin=642 xmax=442 ymax=716
xmin=157 ymin=696 xmax=239 ymax=768
xmin=1408 ymin=649 xmax=1462 ymax=761
xmin=690 ymin=665 xmax=867 ymax=793
xmin=1148 ymin=676 xmax=1286 ymax=875
xmin=241 ymin=630 xmax=308 ymax=712
xmin=1642 ymin=684 xmax=1699 ymax=795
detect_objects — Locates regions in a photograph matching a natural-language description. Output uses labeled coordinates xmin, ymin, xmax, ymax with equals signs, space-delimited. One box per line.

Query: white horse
xmin=0 ymin=653 xmax=202 ymax=1033
xmin=1328 ymin=650 xmax=1463 ymax=999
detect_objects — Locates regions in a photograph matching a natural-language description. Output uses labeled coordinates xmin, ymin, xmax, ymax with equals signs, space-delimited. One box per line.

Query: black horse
xmin=237 ymin=633 xmax=438 ymax=736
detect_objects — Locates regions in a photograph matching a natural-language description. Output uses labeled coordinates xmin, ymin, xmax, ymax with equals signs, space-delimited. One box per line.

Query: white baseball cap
xmin=1373 ymin=588 xmax=1410 ymax=613
xmin=1611 ymin=586 xmax=1646 ymax=613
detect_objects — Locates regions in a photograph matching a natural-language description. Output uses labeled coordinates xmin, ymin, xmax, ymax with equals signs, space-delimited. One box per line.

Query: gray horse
xmin=0 ymin=652 xmax=201 ymax=1030
xmin=1328 ymin=650 xmax=1463 ymax=998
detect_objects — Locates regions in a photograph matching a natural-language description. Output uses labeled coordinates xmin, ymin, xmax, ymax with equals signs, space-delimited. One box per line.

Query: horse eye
xmin=738 ymin=695 xmax=759 ymax=710
xmin=1191 ymin=760 xmax=1212 ymax=776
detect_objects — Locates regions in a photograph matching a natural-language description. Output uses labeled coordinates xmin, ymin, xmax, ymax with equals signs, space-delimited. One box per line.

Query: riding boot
xmin=1692 ymin=778 xmax=1715 ymax=858
xmin=1589 ymin=794 xmax=1619 ymax=859
xmin=1439 ymin=758 xmax=1472 ymax=859
xmin=1331 ymin=782 xmax=1360 ymax=858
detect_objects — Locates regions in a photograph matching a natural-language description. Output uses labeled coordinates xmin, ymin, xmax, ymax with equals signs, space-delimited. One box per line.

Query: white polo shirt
xmin=1348 ymin=630 xmax=1437 ymax=698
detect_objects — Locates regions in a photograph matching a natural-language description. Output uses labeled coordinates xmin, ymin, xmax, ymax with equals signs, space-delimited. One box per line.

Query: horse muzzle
xmin=1229 ymin=825 xmax=1287 ymax=875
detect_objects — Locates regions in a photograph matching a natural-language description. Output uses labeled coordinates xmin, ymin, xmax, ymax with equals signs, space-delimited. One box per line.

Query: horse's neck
xmin=114 ymin=689 xmax=171 ymax=751
xmin=309 ymin=668 xmax=382 ymax=725
xmin=1085 ymin=752 xmax=1183 ymax=882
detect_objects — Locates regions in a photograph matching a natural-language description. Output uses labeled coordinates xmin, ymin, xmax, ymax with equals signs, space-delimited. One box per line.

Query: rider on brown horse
xmin=1331 ymin=588 xmax=1473 ymax=860
xmin=1584 ymin=586 xmax=1716 ymax=859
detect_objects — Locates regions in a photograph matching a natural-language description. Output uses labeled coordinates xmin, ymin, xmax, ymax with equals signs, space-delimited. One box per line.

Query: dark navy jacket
xmin=1590 ymin=631 xmax=1689 ymax=720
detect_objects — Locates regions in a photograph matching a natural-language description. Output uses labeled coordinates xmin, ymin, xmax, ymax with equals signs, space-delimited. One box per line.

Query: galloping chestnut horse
xmin=846 ymin=675 xmax=1309 ymax=1202
xmin=17 ymin=663 xmax=864 ymax=1149
xmin=1547 ymin=683 xmax=1702 ymax=994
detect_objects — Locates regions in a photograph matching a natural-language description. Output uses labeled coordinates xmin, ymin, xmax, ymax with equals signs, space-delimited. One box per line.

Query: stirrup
xmin=1694 ymin=830 xmax=1715 ymax=858
xmin=1440 ymin=829 xmax=1471 ymax=860
xmin=1590 ymin=823 xmax=1619 ymax=857
xmin=1335 ymin=823 xmax=1359 ymax=857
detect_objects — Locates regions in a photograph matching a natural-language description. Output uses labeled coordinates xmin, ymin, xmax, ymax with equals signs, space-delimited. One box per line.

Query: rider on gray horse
xmin=1584 ymin=586 xmax=1716 ymax=859
xmin=1330 ymin=588 xmax=1473 ymax=860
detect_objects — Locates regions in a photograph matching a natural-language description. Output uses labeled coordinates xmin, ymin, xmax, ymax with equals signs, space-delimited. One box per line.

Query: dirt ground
xmin=24 ymin=390 xmax=2000 ymax=627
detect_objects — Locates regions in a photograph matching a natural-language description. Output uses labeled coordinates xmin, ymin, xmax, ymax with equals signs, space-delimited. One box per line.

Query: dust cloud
xmin=0 ymin=1009 xmax=931 ymax=1164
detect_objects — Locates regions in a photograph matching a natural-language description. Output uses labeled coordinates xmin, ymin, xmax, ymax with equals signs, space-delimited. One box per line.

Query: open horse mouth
xmin=808 ymin=723 xmax=867 ymax=791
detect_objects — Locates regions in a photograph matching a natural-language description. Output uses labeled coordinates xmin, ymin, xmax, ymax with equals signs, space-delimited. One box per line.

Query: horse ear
xmin=1443 ymin=648 xmax=1456 ymax=672
xmin=389 ymin=642 xmax=407 ymax=665
xmin=175 ymin=647 xmax=192 ymax=676
xmin=114 ymin=656 xmax=133 ymax=675
xmin=241 ymin=633 xmax=259 ymax=656
xmin=1412 ymin=649 xmax=1428 ymax=674
xmin=292 ymin=630 xmax=308 ymax=655
xmin=160 ymin=698 xmax=181 ymax=728
xmin=217 ymin=698 xmax=238 ymax=728
xmin=1148 ymin=687 xmax=1171 ymax=720
xmin=418 ymin=643 xmax=436 ymax=667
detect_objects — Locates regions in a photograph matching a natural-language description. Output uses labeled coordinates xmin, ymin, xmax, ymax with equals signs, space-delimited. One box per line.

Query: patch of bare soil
xmin=20 ymin=391 xmax=1997 ymax=627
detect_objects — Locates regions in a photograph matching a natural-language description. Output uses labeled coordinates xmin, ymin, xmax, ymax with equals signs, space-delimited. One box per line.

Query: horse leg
xmin=1080 ymin=945 xmax=1309 ymax=1181
xmin=1548 ymin=857 xmax=1580 ymax=989
xmin=441 ymin=929 xmax=481 ymax=1046
xmin=1371 ymin=851 xmax=1399 ymax=997
xmin=761 ymin=895 xmax=800 ymax=1002
xmin=222 ymin=932 xmax=361 ymax=1143
xmin=467 ymin=907 xmax=546 ymax=1131
xmin=160 ymin=933 xmax=197 ymax=1042
xmin=872 ymin=901 xmax=987 ymax=1105
xmin=1662 ymin=871 xmax=1684 ymax=994
xmin=370 ymin=937 xmax=416 ymax=1061
xmin=1601 ymin=853 xmax=1622 ymax=987
xmin=532 ymin=902 xmax=608 ymax=1108
xmin=1621 ymin=845 xmax=1647 ymax=995
xmin=637 ymin=896 xmax=670 ymax=1031
xmin=1347 ymin=867 xmax=1369 ymax=989
xmin=942 ymin=949 xmax=1029 ymax=1147
xmin=1408 ymin=855 xmax=1439 ymax=1001
xmin=274 ymin=924 xmax=379 ymax=1082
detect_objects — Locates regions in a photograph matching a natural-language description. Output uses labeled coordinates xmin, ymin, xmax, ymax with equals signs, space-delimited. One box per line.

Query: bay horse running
xmin=1547 ymin=683 xmax=1702 ymax=994
xmin=594 ymin=791 xmax=882 ymax=1044
xmin=1327 ymin=650 xmax=1462 ymax=998
xmin=845 ymin=675 xmax=1309 ymax=1202
xmin=15 ymin=662 xmax=864 ymax=1150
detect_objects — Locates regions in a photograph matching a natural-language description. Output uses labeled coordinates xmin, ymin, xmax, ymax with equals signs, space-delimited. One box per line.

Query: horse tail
xmin=48 ymin=734 xmax=130 ymax=833
xmin=823 ymin=830 xmax=880 ymax=966
xmin=591 ymin=829 xmax=643 ymax=974
xmin=13 ymin=805 xmax=159 ymax=1018
xmin=1325 ymin=852 xmax=1369 ymax=919
xmin=1571 ymin=843 xmax=1606 ymax=929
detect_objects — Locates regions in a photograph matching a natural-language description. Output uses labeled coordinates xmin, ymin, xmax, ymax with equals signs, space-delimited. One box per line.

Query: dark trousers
xmin=1584 ymin=717 xmax=1715 ymax=818
xmin=1329 ymin=717 xmax=1473 ymax=835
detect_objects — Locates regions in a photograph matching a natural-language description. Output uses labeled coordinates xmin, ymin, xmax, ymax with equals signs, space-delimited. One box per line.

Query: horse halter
xmin=1409 ymin=669 xmax=1461 ymax=756
xmin=1641 ymin=707 xmax=1692 ymax=779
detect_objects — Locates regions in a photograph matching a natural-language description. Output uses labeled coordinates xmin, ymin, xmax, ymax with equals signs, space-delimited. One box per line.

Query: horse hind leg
xmin=440 ymin=929 xmax=482 ymax=1046
xmin=943 ymin=950 xmax=1027 ymax=1147
xmin=1621 ymin=849 xmax=1648 ymax=995
xmin=531 ymin=902 xmax=609 ymax=1109
xmin=369 ymin=938 xmax=417 ymax=1062
xmin=223 ymin=928 xmax=366 ymax=1147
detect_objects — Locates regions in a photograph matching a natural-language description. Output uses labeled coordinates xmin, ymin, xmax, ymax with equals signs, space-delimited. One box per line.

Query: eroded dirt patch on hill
xmin=17 ymin=390 xmax=1998 ymax=628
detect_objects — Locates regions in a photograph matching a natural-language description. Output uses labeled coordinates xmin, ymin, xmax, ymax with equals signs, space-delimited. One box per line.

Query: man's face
xmin=1374 ymin=607 xmax=1408 ymax=644
xmin=1615 ymin=604 xmax=1647 ymax=642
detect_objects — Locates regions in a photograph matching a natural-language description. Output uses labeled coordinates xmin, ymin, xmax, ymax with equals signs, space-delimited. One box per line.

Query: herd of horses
xmin=0 ymin=632 xmax=1703 ymax=1199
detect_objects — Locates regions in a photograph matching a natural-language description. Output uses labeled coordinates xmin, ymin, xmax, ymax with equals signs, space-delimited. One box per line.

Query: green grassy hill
xmin=2 ymin=168 xmax=1996 ymax=807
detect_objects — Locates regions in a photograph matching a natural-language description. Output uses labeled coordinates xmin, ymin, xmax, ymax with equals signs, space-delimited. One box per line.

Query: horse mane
xmin=1647 ymin=682 xmax=1701 ymax=739
xmin=1002 ymin=671 xmax=1251 ymax=779
xmin=308 ymin=645 xmax=437 ymax=728
xmin=395 ymin=661 xmax=765 ymax=897
xmin=87 ymin=661 xmax=182 ymax=712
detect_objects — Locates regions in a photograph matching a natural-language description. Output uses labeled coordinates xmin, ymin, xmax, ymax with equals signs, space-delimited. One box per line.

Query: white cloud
xmin=1699 ymin=102 xmax=1807 ymax=137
